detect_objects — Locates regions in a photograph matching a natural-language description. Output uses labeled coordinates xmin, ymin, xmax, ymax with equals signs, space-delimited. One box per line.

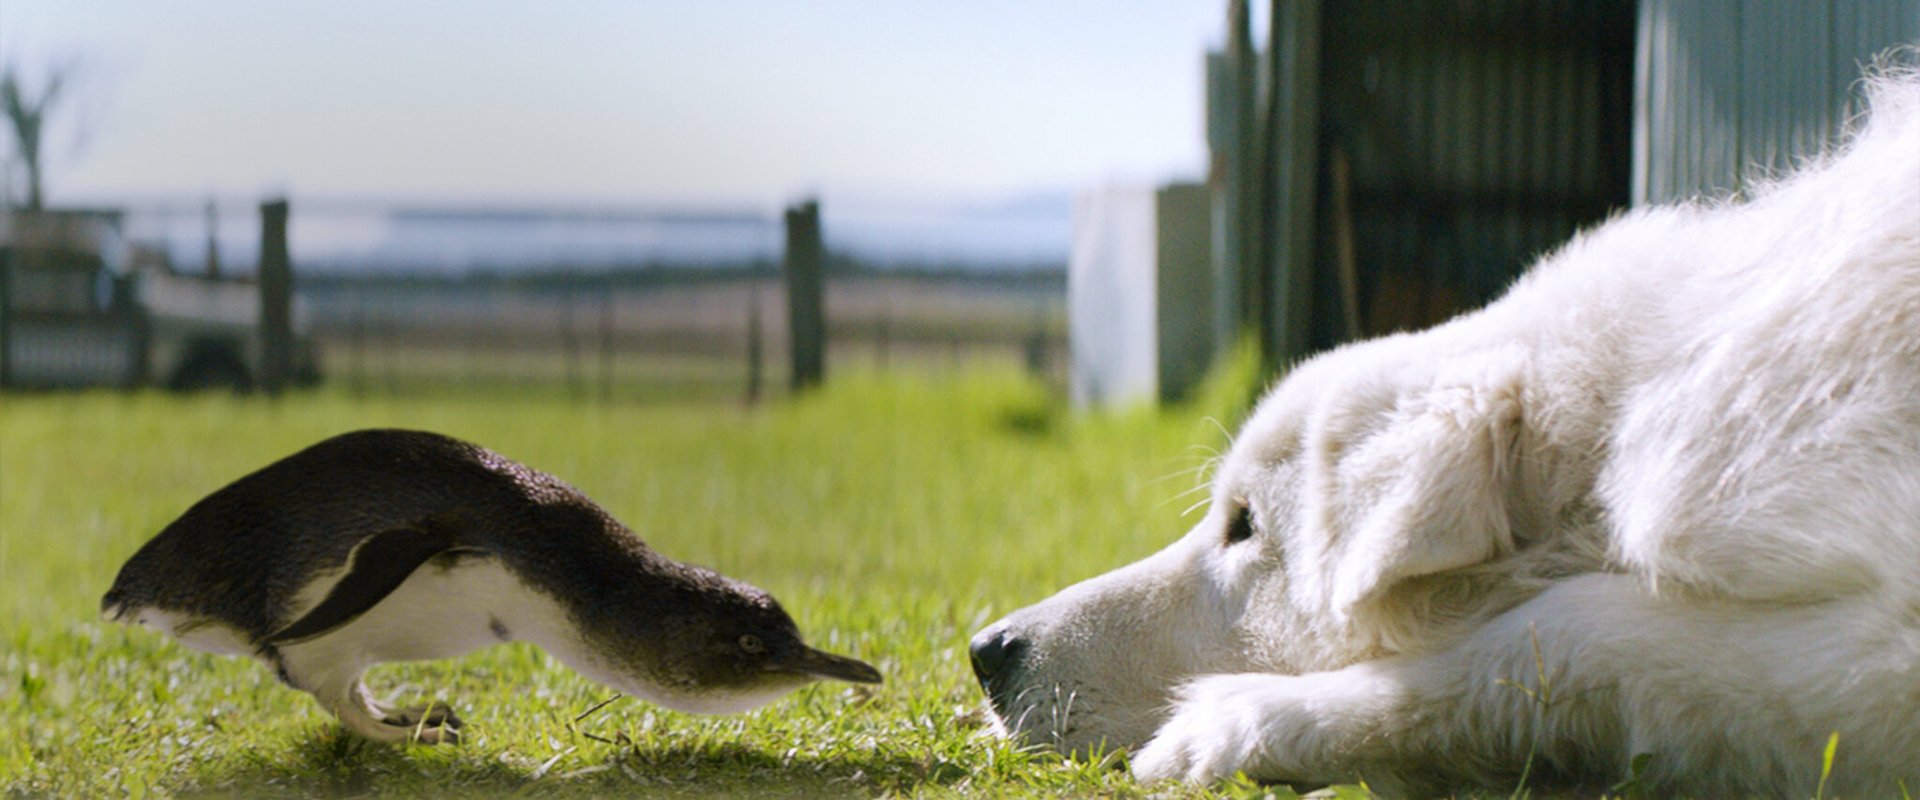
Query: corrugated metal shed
xmin=1634 ymin=0 xmax=1920 ymax=205
xmin=1226 ymin=0 xmax=1916 ymax=368
xmin=1184 ymin=1 xmax=1917 ymax=386
xmin=1273 ymin=0 xmax=1638 ymax=352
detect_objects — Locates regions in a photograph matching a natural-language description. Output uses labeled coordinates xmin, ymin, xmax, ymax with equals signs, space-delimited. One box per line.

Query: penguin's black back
xmin=104 ymin=429 xmax=693 ymax=642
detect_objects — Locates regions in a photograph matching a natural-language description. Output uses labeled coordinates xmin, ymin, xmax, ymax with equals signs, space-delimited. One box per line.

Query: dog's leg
xmin=1133 ymin=573 xmax=1913 ymax=795
xmin=1125 ymin=574 xmax=1648 ymax=791
xmin=1129 ymin=657 xmax=1454 ymax=794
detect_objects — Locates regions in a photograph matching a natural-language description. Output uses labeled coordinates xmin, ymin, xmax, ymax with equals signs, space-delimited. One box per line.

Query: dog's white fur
xmin=980 ymin=65 xmax=1920 ymax=796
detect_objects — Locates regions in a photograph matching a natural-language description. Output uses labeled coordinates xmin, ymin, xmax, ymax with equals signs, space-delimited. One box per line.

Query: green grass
xmin=0 ymin=364 xmax=1266 ymax=798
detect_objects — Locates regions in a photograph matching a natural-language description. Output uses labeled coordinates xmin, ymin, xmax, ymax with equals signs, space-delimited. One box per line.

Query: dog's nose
xmin=969 ymin=624 xmax=1027 ymax=683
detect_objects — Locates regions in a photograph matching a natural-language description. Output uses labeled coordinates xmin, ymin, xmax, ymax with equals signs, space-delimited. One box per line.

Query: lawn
xmin=0 ymin=363 xmax=1276 ymax=798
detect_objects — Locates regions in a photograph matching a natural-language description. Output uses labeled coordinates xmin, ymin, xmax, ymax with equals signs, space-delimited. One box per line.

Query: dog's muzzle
xmin=968 ymin=622 xmax=1029 ymax=714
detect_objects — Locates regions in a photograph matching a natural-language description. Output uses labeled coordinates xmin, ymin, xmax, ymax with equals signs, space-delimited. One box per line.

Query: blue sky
xmin=3 ymin=2 xmax=1227 ymax=210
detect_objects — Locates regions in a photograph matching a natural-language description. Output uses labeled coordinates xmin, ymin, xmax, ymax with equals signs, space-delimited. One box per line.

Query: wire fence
xmin=298 ymin=270 xmax=1066 ymax=404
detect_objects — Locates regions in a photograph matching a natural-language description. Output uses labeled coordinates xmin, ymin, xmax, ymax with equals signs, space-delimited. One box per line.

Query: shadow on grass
xmin=183 ymin=726 xmax=972 ymax=798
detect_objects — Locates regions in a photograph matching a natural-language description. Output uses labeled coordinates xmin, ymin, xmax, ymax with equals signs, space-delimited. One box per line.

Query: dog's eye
xmin=1224 ymin=503 xmax=1255 ymax=545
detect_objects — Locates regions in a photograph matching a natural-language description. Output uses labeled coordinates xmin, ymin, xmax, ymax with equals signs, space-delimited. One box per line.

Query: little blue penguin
xmin=102 ymin=428 xmax=881 ymax=743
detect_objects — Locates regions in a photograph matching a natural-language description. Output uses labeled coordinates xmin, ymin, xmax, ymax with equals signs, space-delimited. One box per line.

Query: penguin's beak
xmin=772 ymin=645 xmax=883 ymax=684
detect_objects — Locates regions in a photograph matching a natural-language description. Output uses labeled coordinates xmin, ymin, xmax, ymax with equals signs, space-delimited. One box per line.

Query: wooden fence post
xmin=875 ymin=302 xmax=890 ymax=370
xmin=0 ymin=249 xmax=13 ymax=389
xmin=784 ymin=200 xmax=825 ymax=391
xmin=350 ymin=287 xmax=366 ymax=397
xmin=599 ymin=285 xmax=614 ymax=403
xmin=561 ymin=289 xmax=581 ymax=400
xmin=258 ymin=198 xmax=293 ymax=395
xmin=745 ymin=273 xmax=765 ymax=405
xmin=205 ymin=199 xmax=222 ymax=279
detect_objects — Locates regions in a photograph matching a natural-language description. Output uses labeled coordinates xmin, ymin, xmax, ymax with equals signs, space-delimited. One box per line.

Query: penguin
xmin=102 ymin=428 xmax=881 ymax=744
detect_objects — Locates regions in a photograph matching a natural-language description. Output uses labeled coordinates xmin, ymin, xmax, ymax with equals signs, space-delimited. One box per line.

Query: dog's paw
xmin=1131 ymin=668 xmax=1410 ymax=787
xmin=1131 ymin=673 xmax=1282 ymax=784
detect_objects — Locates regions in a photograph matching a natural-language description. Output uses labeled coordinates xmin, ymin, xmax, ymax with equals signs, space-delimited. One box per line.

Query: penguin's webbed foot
xmin=328 ymin=682 xmax=465 ymax=745
xmin=379 ymin=701 xmax=464 ymax=735
xmin=364 ymin=699 xmax=462 ymax=744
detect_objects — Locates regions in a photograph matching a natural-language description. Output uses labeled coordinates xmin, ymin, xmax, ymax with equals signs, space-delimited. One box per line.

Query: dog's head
xmin=971 ymin=339 xmax=1540 ymax=756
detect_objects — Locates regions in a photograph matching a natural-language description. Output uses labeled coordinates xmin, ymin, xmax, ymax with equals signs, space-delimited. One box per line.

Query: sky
xmin=2 ymin=2 xmax=1228 ymax=211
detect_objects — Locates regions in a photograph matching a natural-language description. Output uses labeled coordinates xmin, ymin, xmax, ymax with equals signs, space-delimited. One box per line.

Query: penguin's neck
xmin=491 ymin=520 xmax=682 ymax=639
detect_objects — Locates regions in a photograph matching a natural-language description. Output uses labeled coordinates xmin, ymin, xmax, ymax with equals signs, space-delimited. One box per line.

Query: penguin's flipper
xmin=267 ymin=515 xmax=480 ymax=646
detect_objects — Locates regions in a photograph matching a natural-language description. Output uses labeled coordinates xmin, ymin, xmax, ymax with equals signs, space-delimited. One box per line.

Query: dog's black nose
xmin=969 ymin=624 xmax=1027 ymax=683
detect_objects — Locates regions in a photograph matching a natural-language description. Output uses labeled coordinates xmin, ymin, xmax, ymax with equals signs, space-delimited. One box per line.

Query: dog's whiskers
xmin=1009 ymin=695 xmax=1042 ymax=739
xmin=1184 ymin=442 xmax=1224 ymax=460
xmin=1147 ymin=460 xmax=1214 ymax=489
xmin=1052 ymin=686 xmax=1081 ymax=746
xmin=1201 ymin=416 xmax=1237 ymax=450
xmin=1163 ymin=480 xmax=1214 ymax=506
xmin=1157 ymin=458 xmax=1224 ymax=514
xmin=1180 ymin=495 xmax=1216 ymax=518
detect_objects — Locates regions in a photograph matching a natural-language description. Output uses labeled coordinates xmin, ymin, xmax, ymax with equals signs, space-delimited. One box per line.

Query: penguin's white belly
xmin=280 ymin=556 xmax=576 ymax=666
xmin=283 ymin=554 xmax=816 ymax=716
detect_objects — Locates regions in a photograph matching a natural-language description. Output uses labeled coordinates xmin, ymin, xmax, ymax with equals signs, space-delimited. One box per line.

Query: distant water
xmin=122 ymin=196 xmax=1072 ymax=276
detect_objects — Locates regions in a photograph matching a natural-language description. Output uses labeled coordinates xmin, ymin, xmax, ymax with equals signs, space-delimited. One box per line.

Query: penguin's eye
xmin=738 ymin=634 xmax=765 ymax=654
xmin=1224 ymin=502 xmax=1255 ymax=546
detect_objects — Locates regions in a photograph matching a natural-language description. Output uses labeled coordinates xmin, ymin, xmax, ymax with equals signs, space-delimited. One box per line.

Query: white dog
xmin=972 ymin=66 xmax=1920 ymax=796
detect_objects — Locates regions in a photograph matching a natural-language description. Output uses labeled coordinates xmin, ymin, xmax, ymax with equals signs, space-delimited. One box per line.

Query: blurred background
xmin=4 ymin=6 xmax=1919 ymax=793
xmin=2 ymin=0 xmax=1916 ymax=405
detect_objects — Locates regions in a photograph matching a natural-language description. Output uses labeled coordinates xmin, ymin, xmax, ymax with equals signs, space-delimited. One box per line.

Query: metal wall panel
xmin=1155 ymin=183 xmax=1215 ymax=403
xmin=1309 ymin=0 xmax=1634 ymax=343
xmin=1070 ymin=184 xmax=1217 ymax=408
xmin=1742 ymin=0 xmax=1835 ymax=180
xmin=1069 ymin=187 xmax=1159 ymax=408
xmin=1634 ymin=0 xmax=1920 ymax=205
xmin=1834 ymin=2 xmax=1920 ymax=121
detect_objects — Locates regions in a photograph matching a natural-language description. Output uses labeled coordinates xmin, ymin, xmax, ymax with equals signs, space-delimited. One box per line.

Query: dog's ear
xmin=1324 ymin=375 xmax=1522 ymax=622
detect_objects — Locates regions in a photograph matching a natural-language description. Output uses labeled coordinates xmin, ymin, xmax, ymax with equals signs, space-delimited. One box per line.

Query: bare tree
xmin=2 ymin=63 xmax=73 ymax=211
